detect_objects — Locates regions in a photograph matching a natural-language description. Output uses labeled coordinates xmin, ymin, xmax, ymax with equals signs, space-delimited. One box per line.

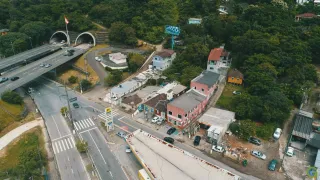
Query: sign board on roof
xmin=188 ymin=18 xmax=202 ymax=25
xmin=165 ymin=25 xmax=180 ymax=36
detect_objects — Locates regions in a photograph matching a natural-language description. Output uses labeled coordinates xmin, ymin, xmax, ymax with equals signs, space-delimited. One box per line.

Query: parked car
xmin=268 ymin=159 xmax=278 ymax=171
xmin=117 ymin=131 xmax=127 ymax=138
xmin=156 ymin=118 xmax=164 ymax=125
xmin=72 ymin=103 xmax=79 ymax=108
xmin=152 ymin=116 xmax=160 ymax=123
xmin=251 ymin=150 xmax=267 ymax=160
xmin=248 ymin=137 xmax=261 ymax=146
xmin=212 ymin=145 xmax=224 ymax=153
xmin=125 ymin=146 xmax=132 ymax=153
xmin=67 ymin=49 xmax=75 ymax=53
xmin=193 ymin=136 xmax=201 ymax=146
xmin=0 ymin=77 xmax=8 ymax=83
xmin=45 ymin=64 xmax=52 ymax=68
xmin=273 ymin=128 xmax=282 ymax=139
xmin=163 ymin=137 xmax=174 ymax=144
xmin=233 ymin=91 xmax=241 ymax=95
xmin=10 ymin=77 xmax=19 ymax=81
xmin=167 ymin=127 xmax=176 ymax=135
xmin=40 ymin=63 xmax=45 ymax=67
xmin=95 ymin=56 xmax=102 ymax=62
xmin=286 ymin=147 xmax=294 ymax=157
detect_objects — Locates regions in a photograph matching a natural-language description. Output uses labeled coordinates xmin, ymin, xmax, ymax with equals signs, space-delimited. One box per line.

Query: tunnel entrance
xmin=75 ymin=32 xmax=96 ymax=46
xmin=50 ymin=31 xmax=69 ymax=44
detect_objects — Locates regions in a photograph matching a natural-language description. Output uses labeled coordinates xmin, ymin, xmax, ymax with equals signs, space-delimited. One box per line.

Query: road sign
xmin=105 ymin=107 xmax=114 ymax=132
xmin=165 ymin=25 xmax=180 ymax=36
xmin=69 ymin=97 xmax=77 ymax=102
xmin=105 ymin=107 xmax=112 ymax=113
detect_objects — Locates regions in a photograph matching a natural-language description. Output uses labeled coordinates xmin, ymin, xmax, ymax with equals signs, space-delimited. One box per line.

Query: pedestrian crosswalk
xmin=98 ymin=111 xmax=119 ymax=121
xmin=52 ymin=137 xmax=76 ymax=154
xmin=73 ymin=118 xmax=95 ymax=131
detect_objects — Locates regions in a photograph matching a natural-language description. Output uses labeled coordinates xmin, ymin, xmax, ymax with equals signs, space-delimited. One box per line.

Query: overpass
xmin=0 ymin=47 xmax=86 ymax=95
xmin=0 ymin=44 xmax=62 ymax=74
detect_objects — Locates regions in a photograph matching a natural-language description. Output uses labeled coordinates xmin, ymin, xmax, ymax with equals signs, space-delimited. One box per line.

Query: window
xmin=237 ymin=78 xmax=239 ymax=80
xmin=155 ymin=57 xmax=158 ymax=60
xmin=194 ymin=87 xmax=197 ymax=89
xmin=178 ymin=114 xmax=182 ymax=119
xmin=185 ymin=114 xmax=187 ymax=117
xmin=168 ymin=111 xmax=172 ymax=115
xmin=231 ymin=77 xmax=234 ymax=80
xmin=201 ymin=88 xmax=204 ymax=92
xmin=210 ymin=67 xmax=214 ymax=70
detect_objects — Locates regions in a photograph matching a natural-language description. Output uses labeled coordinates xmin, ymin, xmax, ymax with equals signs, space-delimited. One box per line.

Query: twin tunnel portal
xmin=50 ymin=31 xmax=96 ymax=46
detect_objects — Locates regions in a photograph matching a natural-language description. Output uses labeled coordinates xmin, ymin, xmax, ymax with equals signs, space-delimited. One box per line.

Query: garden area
xmin=216 ymin=84 xmax=243 ymax=110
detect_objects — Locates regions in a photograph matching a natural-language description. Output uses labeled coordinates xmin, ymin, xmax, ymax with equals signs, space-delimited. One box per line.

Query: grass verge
xmin=0 ymin=126 xmax=47 ymax=179
xmin=216 ymin=83 xmax=243 ymax=110
xmin=0 ymin=100 xmax=24 ymax=134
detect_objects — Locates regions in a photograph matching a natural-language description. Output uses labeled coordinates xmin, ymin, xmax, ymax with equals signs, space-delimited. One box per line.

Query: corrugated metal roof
xmin=292 ymin=114 xmax=313 ymax=139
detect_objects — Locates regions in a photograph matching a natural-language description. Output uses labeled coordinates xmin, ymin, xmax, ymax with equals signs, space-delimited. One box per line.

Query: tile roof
xmin=208 ymin=48 xmax=223 ymax=61
xmin=144 ymin=93 xmax=168 ymax=109
xmin=292 ymin=114 xmax=313 ymax=139
xmin=155 ymin=49 xmax=175 ymax=58
xmin=227 ymin=69 xmax=244 ymax=79
xmin=296 ymin=13 xmax=317 ymax=18
xmin=169 ymin=89 xmax=206 ymax=112
xmin=192 ymin=70 xmax=220 ymax=88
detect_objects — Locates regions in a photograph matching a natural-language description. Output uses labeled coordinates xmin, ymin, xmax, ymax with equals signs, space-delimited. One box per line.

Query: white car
xmin=212 ymin=145 xmax=224 ymax=153
xmin=273 ymin=128 xmax=282 ymax=139
xmin=286 ymin=147 xmax=294 ymax=157
xmin=95 ymin=56 xmax=102 ymax=62
xmin=151 ymin=116 xmax=160 ymax=123
xmin=125 ymin=146 xmax=132 ymax=153
xmin=156 ymin=118 xmax=164 ymax=125
xmin=251 ymin=150 xmax=267 ymax=160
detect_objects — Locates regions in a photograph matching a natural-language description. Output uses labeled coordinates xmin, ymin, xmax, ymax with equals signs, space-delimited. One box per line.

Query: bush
xmin=60 ymin=106 xmax=68 ymax=116
xmin=80 ymin=79 xmax=92 ymax=91
xmin=104 ymin=70 xmax=123 ymax=87
xmin=238 ymin=120 xmax=256 ymax=140
xmin=1 ymin=91 xmax=23 ymax=105
xmin=146 ymin=79 xmax=157 ymax=85
xmin=76 ymin=140 xmax=88 ymax=153
xmin=229 ymin=122 xmax=240 ymax=136
xmin=68 ymin=76 xmax=78 ymax=84
xmin=256 ymin=123 xmax=276 ymax=140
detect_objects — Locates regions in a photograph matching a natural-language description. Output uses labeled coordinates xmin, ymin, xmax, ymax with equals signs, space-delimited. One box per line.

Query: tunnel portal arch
xmin=75 ymin=32 xmax=96 ymax=46
xmin=50 ymin=31 xmax=70 ymax=44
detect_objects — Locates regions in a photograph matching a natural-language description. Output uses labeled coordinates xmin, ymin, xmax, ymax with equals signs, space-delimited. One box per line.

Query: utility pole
xmin=10 ymin=41 xmax=15 ymax=55
xmin=58 ymin=82 xmax=75 ymax=131
xmin=28 ymin=37 xmax=33 ymax=49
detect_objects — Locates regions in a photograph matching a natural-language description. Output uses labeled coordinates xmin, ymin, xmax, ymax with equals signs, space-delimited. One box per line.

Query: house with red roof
xmin=152 ymin=49 xmax=176 ymax=71
xmin=295 ymin=13 xmax=319 ymax=22
xmin=207 ymin=45 xmax=232 ymax=75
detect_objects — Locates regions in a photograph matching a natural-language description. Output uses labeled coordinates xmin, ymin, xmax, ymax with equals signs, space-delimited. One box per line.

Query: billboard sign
xmin=165 ymin=25 xmax=180 ymax=36
xmin=105 ymin=107 xmax=114 ymax=132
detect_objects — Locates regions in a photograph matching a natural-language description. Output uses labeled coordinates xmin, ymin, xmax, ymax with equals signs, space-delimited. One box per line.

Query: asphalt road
xmin=0 ymin=44 xmax=62 ymax=71
xmin=30 ymin=77 xmax=128 ymax=180
xmin=0 ymin=47 xmax=85 ymax=95
xmin=33 ymin=77 xmax=261 ymax=180
xmin=30 ymin=80 xmax=89 ymax=180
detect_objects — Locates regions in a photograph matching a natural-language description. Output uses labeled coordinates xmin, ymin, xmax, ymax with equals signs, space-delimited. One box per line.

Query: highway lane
xmin=0 ymin=44 xmax=62 ymax=71
xmin=0 ymin=47 xmax=85 ymax=94
xmin=31 ymin=80 xmax=89 ymax=180
xmin=33 ymin=78 xmax=259 ymax=180
xmin=32 ymin=78 xmax=129 ymax=180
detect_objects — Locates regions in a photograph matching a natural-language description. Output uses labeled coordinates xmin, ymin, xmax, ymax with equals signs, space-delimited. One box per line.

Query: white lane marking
xmin=68 ymin=157 xmax=70 ymax=161
xmin=77 ymin=121 xmax=84 ymax=129
xmin=83 ymin=119 xmax=90 ymax=127
xmin=58 ymin=141 xmax=63 ymax=152
xmin=88 ymin=131 xmax=107 ymax=164
xmin=52 ymin=143 xmax=57 ymax=154
xmin=79 ymin=127 xmax=98 ymax=134
xmin=88 ymin=118 xmax=95 ymax=126
xmin=74 ymin=122 xmax=79 ymax=131
xmin=51 ymin=115 xmax=62 ymax=137
xmin=71 ymin=137 xmax=76 ymax=147
xmin=109 ymin=171 xmax=113 ymax=177
xmin=64 ymin=139 xmax=70 ymax=149
xmin=71 ymin=168 xmax=74 ymax=174
xmin=54 ymin=142 xmax=60 ymax=154
xmin=51 ymin=134 xmax=72 ymax=142
xmin=67 ymin=138 xmax=73 ymax=148
xmin=118 ymin=116 xmax=125 ymax=120
xmin=61 ymin=140 xmax=66 ymax=151
xmin=121 ymin=166 xmax=130 ymax=180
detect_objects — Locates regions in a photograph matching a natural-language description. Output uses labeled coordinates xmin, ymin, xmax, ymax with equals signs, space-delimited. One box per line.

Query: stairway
xmin=95 ymin=31 xmax=109 ymax=44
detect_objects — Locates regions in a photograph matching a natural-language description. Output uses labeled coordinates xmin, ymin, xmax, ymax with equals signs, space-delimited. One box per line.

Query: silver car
xmin=251 ymin=150 xmax=266 ymax=160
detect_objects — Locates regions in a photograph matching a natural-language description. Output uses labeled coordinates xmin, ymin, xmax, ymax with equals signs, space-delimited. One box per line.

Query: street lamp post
xmin=58 ymin=82 xmax=75 ymax=132
xmin=28 ymin=37 xmax=33 ymax=49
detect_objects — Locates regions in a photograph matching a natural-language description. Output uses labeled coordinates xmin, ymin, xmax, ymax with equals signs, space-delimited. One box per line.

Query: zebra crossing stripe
xmin=67 ymin=138 xmax=73 ymax=148
xmin=55 ymin=142 xmax=60 ymax=153
xmin=82 ymin=119 xmax=90 ymax=127
xmin=80 ymin=121 xmax=88 ymax=128
xmin=78 ymin=121 xmax=84 ymax=129
xmin=61 ymin=140 xmax=66 ymax=151
xmin=64 ymin=139 xmax=70 ymax=149
xmin=58 ymin=141 xmax=63 ymax=152
xmin=52 ymin=143 xmax=57 ymax=154
xmin=74 ymin=122 xmax=79 ymax=131
xmin=88 ymin=118 xmax=94 ymax=126
xmin=85 ymin=119 xmax=93 ymax=126
xmin=71 ymin=138 xmax=76 ymax=147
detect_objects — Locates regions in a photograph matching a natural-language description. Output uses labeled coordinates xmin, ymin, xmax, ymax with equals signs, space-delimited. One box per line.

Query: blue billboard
xmin=165 ymin=25 xmax=180 ymax=36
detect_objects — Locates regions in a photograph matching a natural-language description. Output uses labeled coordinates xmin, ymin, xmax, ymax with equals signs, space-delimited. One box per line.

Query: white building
xmin=109 ymin=52 xmax=127 ymax=64
xmin=152 ymin=49 xmax=176 ymax=71
xmin=207 ymin=45 xmax=232 ymax=76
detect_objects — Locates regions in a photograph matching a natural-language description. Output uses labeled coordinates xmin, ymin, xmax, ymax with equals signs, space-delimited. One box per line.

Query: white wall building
xmin=152 ymin=49 xmax=176 ymax=71
xmin=109 ymin=52 xmax=127 ymax=64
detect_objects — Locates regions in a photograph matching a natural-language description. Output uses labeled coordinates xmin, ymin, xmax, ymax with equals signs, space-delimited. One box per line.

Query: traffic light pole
xmin=59 ymin=82 xmax=75 ymax=132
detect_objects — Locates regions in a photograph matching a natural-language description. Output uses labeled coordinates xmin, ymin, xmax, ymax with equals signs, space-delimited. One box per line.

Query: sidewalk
xmin=0 ymin=118 xmax=43 ymax=151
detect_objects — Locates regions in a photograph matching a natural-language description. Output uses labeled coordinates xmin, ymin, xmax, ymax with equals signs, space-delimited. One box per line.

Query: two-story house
xmin=167 ymin=70 xmax=220 ymax=129
xmin=190 ymin=70 xmax=220 ymax=98
xmin=227 ymin=69 xmax=244 ymax=85
xmin=152 ymin=49 xmax=176 ymax=71
xmin=207 ymin=45 xmax=232 ymax=75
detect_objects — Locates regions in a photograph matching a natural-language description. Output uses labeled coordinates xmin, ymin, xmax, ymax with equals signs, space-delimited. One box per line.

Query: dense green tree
xmin=19 ymin=21 xmax=51 ymax=47
xmin=109 ymin=22 xmax=137 ymax=46
xmin=180 ymin=66 xmax=203 ymax=86
xmin=1 ymin=91 xmax=23 ymax=105
xmin=127 ymin=53 xmax=145 ymax=72
xmin=104 ymin=70 xmax=123 ymax=87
